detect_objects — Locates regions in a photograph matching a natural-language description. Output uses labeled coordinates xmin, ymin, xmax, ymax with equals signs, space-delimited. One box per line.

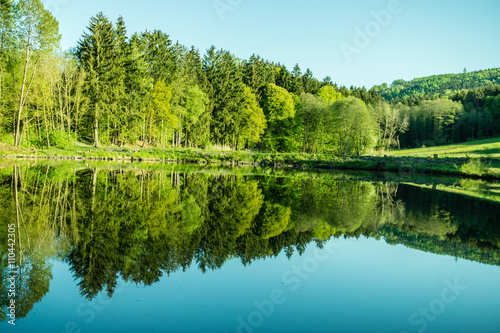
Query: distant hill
xmin=373 ymin=68 xmax=500 ymax=103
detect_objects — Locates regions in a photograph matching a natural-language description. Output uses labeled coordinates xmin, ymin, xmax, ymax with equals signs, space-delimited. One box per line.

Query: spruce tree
xmin=76 ymin=12 xmax=120 ymax=147
xmin=203 ymin=46 xmax=244 ymax=147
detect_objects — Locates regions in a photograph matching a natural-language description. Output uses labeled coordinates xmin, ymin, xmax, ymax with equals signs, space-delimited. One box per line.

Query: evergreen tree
xmin=141 ymin=30 xmax=177 ymax=84
xmin=203 ymin=46 xmax=244 ymax=147
xmin=291 ymin=63 xmax=304 ymax=95
xmin=123 ymin=33 xmax=153 ymax=143
xmin=76 ymin=12 xmax=120 ymax=147
xmin=302 ymin=68 xmax=319 ymax=94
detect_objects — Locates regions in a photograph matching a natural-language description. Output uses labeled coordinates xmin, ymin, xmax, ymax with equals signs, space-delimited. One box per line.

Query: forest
xmin=373 ymin=68 xmax=500 ymax=103
xmin=1 ymin=0 xmax=500 ymax=155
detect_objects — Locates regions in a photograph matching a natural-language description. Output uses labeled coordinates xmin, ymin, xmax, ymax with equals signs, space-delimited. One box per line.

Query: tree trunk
xmin=75 ymin=92 xmax=80 ymax=144
xmin=142 ymin=115 xmax=146 ymax=148
xmin=91 ymin=168 xmax=98 ymax=211
xmin=94 ymin=103 xmax=99 ymax=148
xmin=15 ymin=48 xmax=31 ymax=147
xmin=0 ymin=66 xmax=3 ymax=106
xmin=14 ymin=166 xmax=23 ymax=265
xmin=42 ymin=96 xmax=50 ymax=147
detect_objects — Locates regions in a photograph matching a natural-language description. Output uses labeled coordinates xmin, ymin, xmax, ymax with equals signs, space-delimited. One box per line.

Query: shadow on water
xmin=0 ymin=161 xmax=499 ymax=320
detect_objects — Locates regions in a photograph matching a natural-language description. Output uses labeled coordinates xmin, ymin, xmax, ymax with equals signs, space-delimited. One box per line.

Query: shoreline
xmin=1 ymin=145 xmax=499 ymax=180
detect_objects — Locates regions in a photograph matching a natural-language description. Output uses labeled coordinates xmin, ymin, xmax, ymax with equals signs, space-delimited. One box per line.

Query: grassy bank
xmin=387 ymin=137 xmax=500 ymax=159
xmin=1 ymin=141 xmax=499 ymax=180
xmin=386 ymin=137 xmax=500 ymax=177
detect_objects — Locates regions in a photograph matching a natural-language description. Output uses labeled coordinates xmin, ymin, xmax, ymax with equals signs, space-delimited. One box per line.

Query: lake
xmin=1 ymin=161 xmax=500 ymax=332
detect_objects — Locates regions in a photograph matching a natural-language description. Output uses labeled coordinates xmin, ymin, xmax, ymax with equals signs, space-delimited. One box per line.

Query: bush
xmin=0 ymin=133 xmax=14 ymax=145
xmin=460 ymin=159 xmax=488 ymax=176
xmin=28 ymin=130 xmax=76 ymax=149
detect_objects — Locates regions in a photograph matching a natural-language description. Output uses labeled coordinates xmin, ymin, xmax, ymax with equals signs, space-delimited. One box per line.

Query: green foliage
xmin=261 ymin=83 xmax=299 ymax=151
xmin=312 ymin=222 xmax=336 ymax=241
xmin=1 ymin=5 xmax=498 ymax=157
xmin=148 ymin=79 xmax=175 ymax=140
xmin=460 ymin=159 xmax=488 ymax=176
xmin=203 ymin=46 xmax=245 ymax=147
xmin=316 ymin=85 xmax=343 ymax=105
xmin=374 ymin=71 xmax=500 ymax=149
xmin=183 ymin=85 xmax=209 ymax=147
xmin=374 ymin=68 xmax=500 ymax=102
xmin=299 ymin=93 xmax=328 ymax=153
xmin=262 ymin=83 xmax=296 ymax=121
xmin=181 ymin=195 xmax=203 ymax=234
xmin=76 ymin=12 xmax=123 ymax=147
xmin=17 ymin=0 xmax=60 ymax=53
xmin=0 ymin=132 xmax=13 ymax=145
xmin=399 ymin=98 xmax=464 ymax=148
xmin=13 ymin=0 xmax=60 ymax=147
xmin=44 ymin=130 xmax=77 ymax=149
xmin=329 ymin=97 xmax=377 ymax=155
xmin=258 ymin=202 xmax=292 ymax=239
xmin=235 ymin=85 xmax=267 ymax=149
xmin=242 ymin=54 xmax=276 ymax=97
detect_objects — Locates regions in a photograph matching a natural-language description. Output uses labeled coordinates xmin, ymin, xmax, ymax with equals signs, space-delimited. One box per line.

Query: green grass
xmin=387 ymin=137 xmax=500 ymax=175
xmin=388 ymin=137 xmax=500 ymax=159
xmin=1 ymin=139 xmax=500 ymax=180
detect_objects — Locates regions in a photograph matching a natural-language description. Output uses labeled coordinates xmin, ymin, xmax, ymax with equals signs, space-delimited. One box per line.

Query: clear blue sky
xmin=42 ymin=0 xmax=500 ymax=88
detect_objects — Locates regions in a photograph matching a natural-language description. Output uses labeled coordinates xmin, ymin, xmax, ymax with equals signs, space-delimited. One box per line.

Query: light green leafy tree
xmin=0 ymin=0 xmax=16 ymax=106
xmin=299 ymin=93 xmax=327 ymax=153
xmin=14 ymin=0 xmax=60 ymax=147
xmin=183 ymin=85 xmax=208 ymax=147
xmin=234 ymin=85 xmax=266 ymax=149
xmin=147 ymin=79 xmax=174 ymax=145
xmin=328 ymin=97 xmax=377 ymax=155
xmin=372 ymin=101 xmax=409 ymax=150
xmin=316 ymin=85 xmax=343 ymax=105
xmin=261 ymin=83 xmax=297 ymax=151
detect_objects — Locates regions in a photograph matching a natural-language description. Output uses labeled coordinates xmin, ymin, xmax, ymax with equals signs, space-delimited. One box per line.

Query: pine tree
xmin=203 ymin=46 xmax=244 ymax=147
xmin=109 ymin=16 xmax=128 ymax=145
xmin=124 ymin=33 xmax=153 ymax=143
xmin=291 ymin=63 xmax=304 ymax=95
xmin=141 ymin=30 xmax=177 ymax=84
xmin=76 ymin=12 xmax=119 ymax=147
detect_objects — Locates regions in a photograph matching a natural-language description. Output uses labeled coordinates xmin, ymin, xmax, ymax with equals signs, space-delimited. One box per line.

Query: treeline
xmin=373 ymin=68 xmax=500 ymax=103
xmin=393 ymin=87 xmax=500 ymax=148
xmin=372 ymin=69 xmax=500 ymax=148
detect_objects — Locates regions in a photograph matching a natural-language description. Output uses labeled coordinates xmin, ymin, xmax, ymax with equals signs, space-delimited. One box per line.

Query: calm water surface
xmin=1 ymin=162 xmax=499 ymax=332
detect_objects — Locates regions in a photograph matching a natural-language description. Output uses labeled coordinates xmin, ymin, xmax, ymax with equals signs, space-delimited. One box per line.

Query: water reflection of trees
xmin=1 ymin=165 xmax=500 ymax=320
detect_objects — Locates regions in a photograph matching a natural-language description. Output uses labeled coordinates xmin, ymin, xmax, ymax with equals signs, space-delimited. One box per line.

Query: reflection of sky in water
xmin=4 ymin=237 xmax=500 ymax=333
